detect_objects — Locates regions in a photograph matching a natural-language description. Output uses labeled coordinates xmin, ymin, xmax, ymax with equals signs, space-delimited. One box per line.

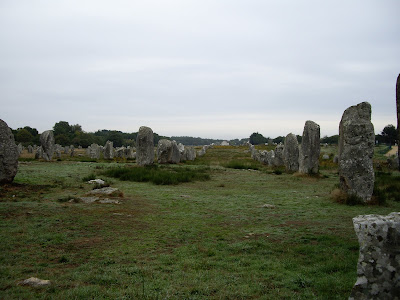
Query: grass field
xmin=1 ymin=145 xmax=399 ymax=299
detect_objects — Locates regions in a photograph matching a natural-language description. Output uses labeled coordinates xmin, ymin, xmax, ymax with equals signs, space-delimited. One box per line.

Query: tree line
xmin=11 ymin=121 xmax=397 ymax=147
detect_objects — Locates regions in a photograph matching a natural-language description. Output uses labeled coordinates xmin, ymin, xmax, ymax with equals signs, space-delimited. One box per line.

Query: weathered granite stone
xmin=136 ymin=126 xmax=154 ymax=166
xmin=0 ymin=119 xmax=19 ymax=183
xmin=70 ymin=145 xmax=75 ymax=157
xmin=273 ymin=144 xmax=285 ymax=167
xmin=18 ymin=277 xmax=51 ymax=287
xmin=397 ymin=74 xmax=400 ymax=171
xmin=157 ymin=139 xmax=180 ymax=164
xmin=299 ymin=120 xmax=320 ymax=174
xmin=184 ymin=146 xmax=196 ymax=161
xmin=157 ymin=139 xmax=171 ymax=164
xmin=170 ymin=141 xmax=180 ymax=164
xmin=266 ymin=150 xmax=274 ymax=166
xmin=40 ymin=130 xmax=55 ymax=161
xmin=55 ymin=149 xmax=61 ymax=159
xmin=338 ymin=102 xmax=375 ymax=203
xmin=125 ymin=146 xmax=135 ymax=159
xmin=322 ymin=154 xmax=330 ymax=160
xmin=64 ymin=146 xmax=69 ymax=154
xmin=17 ymin=143 xmax=23 ymax=155
xmin=103 ymin=141 xmax=114 ymax=160
xmin=35 ymin=146 xmax=43 ymax=159
xmin=198 ymin=145 xmax=211 ymax=157
xmin=333 ymin=155 xmax=339 ymax=164
xmin=283 ymin=133 xmax=299 ymax=172
xmin=89 ymin=143 xmax=100 ymax=159
xmin=27 ymin=145 xmax=33 ymax=153
xmin=349 ymin=212 xmax=400 ymax=300
xmin=115 ymin=147 xmax=126 ymax=158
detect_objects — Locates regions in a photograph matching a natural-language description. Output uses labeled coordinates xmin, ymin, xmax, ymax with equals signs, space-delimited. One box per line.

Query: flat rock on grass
xmin=76 ymin=196 xmax=99 ymax=203
xmin=258 ymin=204 xmax=276 ymax=208
xmin=88 ymin=187 xmax=121 ymax=197
xmin=99 ymin=198 xmax=121 ymax=204
xmin=18 ymin=277 xmax=51 ymax=287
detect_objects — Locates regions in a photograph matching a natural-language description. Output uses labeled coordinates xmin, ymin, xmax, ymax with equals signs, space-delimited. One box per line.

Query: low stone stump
xmin=349 ymin=212 xmax=400 ymax=300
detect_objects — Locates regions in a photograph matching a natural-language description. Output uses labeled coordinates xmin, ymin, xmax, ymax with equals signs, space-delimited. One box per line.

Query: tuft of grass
xmin=103 ymin=165 xmax=210 ymax=185
xmin=223 ymin=160 xmax=260 ymax=170
xmin=373 ymin=171 xmax=400 ymax=203
xmin=82 ymin=173 xmax=96 ymax=182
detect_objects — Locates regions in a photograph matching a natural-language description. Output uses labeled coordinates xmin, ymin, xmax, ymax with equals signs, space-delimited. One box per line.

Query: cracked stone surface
xmin=349 ymin=212 xmax=400 ymax=300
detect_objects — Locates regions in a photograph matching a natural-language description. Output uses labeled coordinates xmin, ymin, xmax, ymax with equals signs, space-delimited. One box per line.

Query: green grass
xmin=103 ymin=165 xmax=211 ymax=185
xmin=374 ymin=171 xmax=400 ymax=203
xmin=223 ymin=160 xmax=260 ymax=170
xmin=1 ymin=147 xmax=400 ymax=299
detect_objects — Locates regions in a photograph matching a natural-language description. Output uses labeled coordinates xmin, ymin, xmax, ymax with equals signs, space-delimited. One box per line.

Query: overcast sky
xmin=1 ymin=0 xmax=399 ymax=140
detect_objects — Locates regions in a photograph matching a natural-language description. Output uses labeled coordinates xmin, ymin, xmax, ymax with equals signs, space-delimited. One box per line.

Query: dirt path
xmin=385 ymin=145 xmax=398 ymax=157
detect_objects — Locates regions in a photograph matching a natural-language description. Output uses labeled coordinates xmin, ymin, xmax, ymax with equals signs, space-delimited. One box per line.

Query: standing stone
xmin=283 ymin=133 xmax=299 ymax=172
xmin=349 ymin=212 xmax=400 ymax=300
xmin=40 ymin=130 xmax=55 ymax=161
xmin=125 ymin=146 xmax=135 ymax=159
xmin=157 ymin=139 xmax=172 ymax=164
xmin=170 ymin=141 xmax=180 ymax=164
xmin=115 ymin=147 xmax=126 ymax=158
xmin=299 ymin=120 xmax=320 ymax=174
xmin=266 ymin=150 xmax=275 ymax=166
xmin=27 ymin=145 xmax=33 ymax=154
xmin=157 ymin=139 xmax=180 ymax=164
xmin=55 ymin=149 xmax=61 ymax=159
xmin=89 ymin=143 xmax=100 ymax=159
xmin=0 ymin=119 xmax=19 ymax=183
xmin=273 ymin=144 xmax=285 ymax=167
xmin=17 ymin=143 xmax=23 ymax=155
xmin=322 ymin=154 xmax=330 ymax=160
xmin=185 ymin=146 xmax=196 ymax=161
xmin=103 ymin=141 xmax=114 ymax=160
xmin=35 ymin=146 xmax=43 ymax=159
xmin=136 ymin=126 xmax=154 ymax=166
xmin=338 ymin=102 xmax=375 ymax=203
xmin=397 ymin=74 xmax=400 ymax=171
xmin=70 ymin=146 xmax=75 ymax=157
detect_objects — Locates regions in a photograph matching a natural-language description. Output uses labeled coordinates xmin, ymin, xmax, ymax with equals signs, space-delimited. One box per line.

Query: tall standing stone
xmin=396 ymin=74 xmax=400 ymax=171
xmin=170 ymin=141 xmax=181 ymax=164
xmin=349 ymin=212 xmax=400 ymax=300
xmin=40 ymin=130 xmax=55 ymax=161
xmin=136 ymin=126 xmax=154 ymax=166
xmin=283 ymin=133 xmax=299 ymax=172
xmin=89 ymin=143 xmax=100 ymax=159
xmin=299 ymin=120 xmax=320 ymax=174
xmin=273 ymin=144 xmax=285 ymax=167
xmin=0 ymin=119 xmax=19 ymax=183
xmin=104 ymin=141 xmax=114 ymax=160
xmin=338 ymin=102 xmax=375 ymax=203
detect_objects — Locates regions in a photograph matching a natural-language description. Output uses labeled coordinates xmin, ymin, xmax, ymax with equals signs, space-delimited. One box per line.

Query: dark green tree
xmin=15 ymin=128 xmax=34 ymax=144
xmin=53 ymin=121 xmax=72 ymax=136
xmin=381 ymin=124 xmax=397 ymax=145
xmin=249 ymin=132 xmax=267 ymax=145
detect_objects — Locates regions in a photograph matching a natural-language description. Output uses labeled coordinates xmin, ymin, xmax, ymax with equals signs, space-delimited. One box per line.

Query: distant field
xmin=1 ymin=145 xmax=399 ymax=299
